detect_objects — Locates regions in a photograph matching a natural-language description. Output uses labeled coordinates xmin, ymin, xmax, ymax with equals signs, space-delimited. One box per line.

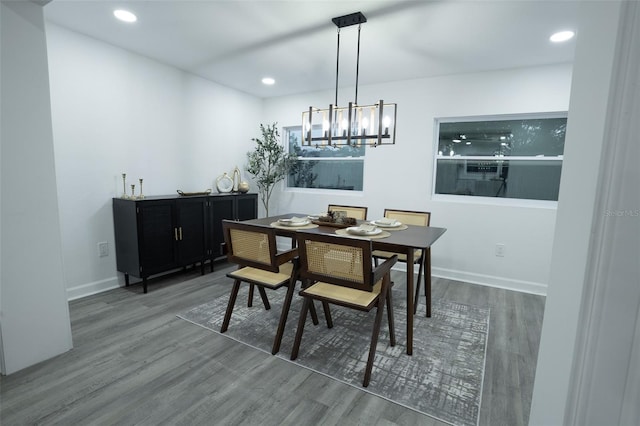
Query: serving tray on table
xmin=311 ymin=220 xmax=353 ymax=229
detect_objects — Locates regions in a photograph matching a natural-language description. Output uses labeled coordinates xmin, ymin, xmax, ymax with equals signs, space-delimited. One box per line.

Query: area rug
xmin=178 ymin=286 xmax=489 ymax=426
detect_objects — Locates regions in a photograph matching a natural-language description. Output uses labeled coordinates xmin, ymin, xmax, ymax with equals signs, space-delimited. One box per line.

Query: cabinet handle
xmin=179 ymin=227 xmax=183 ymax=240
xmin=174 ymin=228 xmax=178 ymax=241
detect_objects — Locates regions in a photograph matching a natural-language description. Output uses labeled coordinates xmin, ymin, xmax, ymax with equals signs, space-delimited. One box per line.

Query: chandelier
xmin=302 ymin=12 xmax=397 ymax=147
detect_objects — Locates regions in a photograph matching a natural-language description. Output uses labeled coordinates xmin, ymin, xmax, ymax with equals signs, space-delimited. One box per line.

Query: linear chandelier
xmin=302 ymin=12 xmax=397 ymax=147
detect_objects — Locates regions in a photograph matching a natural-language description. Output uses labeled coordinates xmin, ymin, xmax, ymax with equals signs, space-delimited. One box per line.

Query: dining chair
xmin=221 ymin=220 xmax=299 ymax=355
xmin=291 ymin=231 xmax=398 ymax=387
xmin=327 ymin=204 xmax=368 ymax=220
xmin=372 ymin=209 xmax=431 ymax=315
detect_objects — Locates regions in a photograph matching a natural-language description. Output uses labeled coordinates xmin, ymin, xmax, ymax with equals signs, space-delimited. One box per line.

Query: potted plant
xmin=246 ymin=123 xmax=297 ymax=216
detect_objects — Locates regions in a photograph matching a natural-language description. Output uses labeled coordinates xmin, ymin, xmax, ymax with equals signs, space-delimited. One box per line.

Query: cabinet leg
xmin=125 ymin=273 xmax=130 ymax=287
xmin=143 ymin=277 xmax=148 ymax=294
xmin=201 ymin=260 xmax=205 ymax=276
xmin=210 ymin=257 xmax=214 ymax=273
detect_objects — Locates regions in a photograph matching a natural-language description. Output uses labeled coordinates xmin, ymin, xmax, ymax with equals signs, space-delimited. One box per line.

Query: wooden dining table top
xmin=244 ymin=213 xmax=447 ymax=251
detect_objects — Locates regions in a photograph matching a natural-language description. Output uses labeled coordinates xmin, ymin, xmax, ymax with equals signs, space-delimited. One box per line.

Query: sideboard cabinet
xmin=113 ymin=193 xmax=257 ymax=293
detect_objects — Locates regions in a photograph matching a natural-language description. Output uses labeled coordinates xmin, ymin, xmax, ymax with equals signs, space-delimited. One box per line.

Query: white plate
xmin=278 ymin=218 xmax=310 ymax=227
xmin=371 ymin=219 xmax=402 ymax=228
xmin=346 ymin=226 xmax=382 ymax=236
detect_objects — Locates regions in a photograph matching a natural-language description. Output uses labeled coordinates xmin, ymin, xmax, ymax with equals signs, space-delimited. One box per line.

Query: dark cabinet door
xmin=236 ymin=194 xmax=258 ymax=221
xmin=210 ymin=197 xmax=234 ymax=258
xmin=138 ymin=200 xmax=178 ymax=276
xmin=176 ymin=197 xmax=207 ymax=265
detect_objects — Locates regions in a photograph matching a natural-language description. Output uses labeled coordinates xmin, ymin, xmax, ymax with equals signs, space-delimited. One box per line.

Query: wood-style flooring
xmin=0 ymin=262 xmax=545 ymax=425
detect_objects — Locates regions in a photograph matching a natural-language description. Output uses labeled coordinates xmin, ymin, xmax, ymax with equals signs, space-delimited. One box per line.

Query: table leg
xmin=406 ymin=250 xmax=414 ymax=356
xmin=426 ymin=248 xmax=432 ymax=318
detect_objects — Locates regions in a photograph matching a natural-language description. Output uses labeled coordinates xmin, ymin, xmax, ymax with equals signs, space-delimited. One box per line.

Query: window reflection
xmin=435 ymin=114 xmax=567 ymax=201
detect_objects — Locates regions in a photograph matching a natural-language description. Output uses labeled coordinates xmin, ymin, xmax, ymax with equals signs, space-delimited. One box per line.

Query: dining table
xmin=243 ymin=213 xmax=447 ymax=355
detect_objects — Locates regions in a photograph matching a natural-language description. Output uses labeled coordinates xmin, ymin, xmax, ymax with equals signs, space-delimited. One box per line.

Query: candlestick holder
xmin=121 ymin=173 xmax=128 ymax=199
xmin=138 ymin=178 xmax=144 ymax=199
xmin=130 ymin=184 xmax=136 ymax=200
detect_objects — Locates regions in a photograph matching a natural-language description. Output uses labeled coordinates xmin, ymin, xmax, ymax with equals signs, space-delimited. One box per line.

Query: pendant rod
xmin=335 ymin=28 xmax=340 ymax=106
xmin=355 ymin=24 xmax=361 ymax=105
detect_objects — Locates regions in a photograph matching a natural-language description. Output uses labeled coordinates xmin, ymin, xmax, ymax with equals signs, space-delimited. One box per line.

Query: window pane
xmin=285 ymin=125 xmax=365 ymax=191
xmin=435 ymin=158 xmax=562 ymax=200
xmin=438 ymin=117 xmax=566 ymax=157
xmin=288 ymin=159 xmax=364 ymax=190
xmin=288 ymin=127 xmax=366 ymax=158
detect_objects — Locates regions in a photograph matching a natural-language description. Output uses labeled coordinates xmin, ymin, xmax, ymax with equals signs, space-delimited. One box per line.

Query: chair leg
xmin=291 ymin=297 xmax=311 ymax=360
xmin=364 ymin=289 xmax=387 ymax=387
xmin=247 ymin=283 xmax=254 ymax=307
xmin=272 ymin=280 xmax=296 ymax=355
xmin=413 ymin=255 xmax=425 ymax=315
xmin=301 ymin=279 xmax=319 ymax=326
xmin=221 ymin=280 xmax=241 ymax=333
xmin=257 ymin=286 xmax=271 ymax=310
xmin=322 ymin=301 xmax=333 ymax=329
xmin=309 ymin=301 xmax=320 ymax=325
xmin=386 ymin=279 xmax=396 ymax=347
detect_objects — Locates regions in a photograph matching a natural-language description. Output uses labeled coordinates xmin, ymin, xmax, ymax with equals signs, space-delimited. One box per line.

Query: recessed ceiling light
xmin=261 ymin=77 xmax=275 ymax=85
xmin=550 ymin=30 xmax=575 ymax=43
xmin=114 ymin=9 xmax=137 ymax=23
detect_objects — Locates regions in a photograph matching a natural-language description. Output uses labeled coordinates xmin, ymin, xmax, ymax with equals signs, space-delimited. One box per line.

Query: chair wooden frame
xmin=327 ymin=204 xmax=368 ymax=220
xmin=372 ymin=209 xmax=431 ymax=314
xmin=221 ymin=220 xmax=299 ymax=355
xmin=291 ymin=231 xmax=397 ymax=387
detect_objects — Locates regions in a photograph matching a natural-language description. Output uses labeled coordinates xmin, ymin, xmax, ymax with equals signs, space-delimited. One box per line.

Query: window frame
xmin=431 ymin=111 xmax=567 ymax=207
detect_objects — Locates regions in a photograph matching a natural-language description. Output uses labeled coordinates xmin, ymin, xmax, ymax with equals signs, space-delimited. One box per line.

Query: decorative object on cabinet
xmin=138 ymin=178 xmax=144 ymax=199
xmin=113 ymin=193 xmax=257 ymax=293
xmin=216 ymin=172 xmax=234 ymax=193
xmin=232 ymin=166 xmax=240 ymax=192
xmin=177 ymin=189 xmax=212 ymax=197
xmin=232 ymin=165 xmax=250 ymax=193
xmin=121 ymin=173 xmax=128 ymax=199
xmin=238 ymin=181 xmax=250 ymax=193
xmin=301 ymin=12 xmax=397 ymax=147
xmin=130 ymin=184 xmax=136 ymax=199
xmin=246 ymin=122 xmax=297 ymax=216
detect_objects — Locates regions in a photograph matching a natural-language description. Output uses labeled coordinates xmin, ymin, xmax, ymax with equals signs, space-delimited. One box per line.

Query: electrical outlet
xmin=495 ymin=243 xmax=506 ymax=257
xmin=98 ymin=242 xmax=109 ymax=257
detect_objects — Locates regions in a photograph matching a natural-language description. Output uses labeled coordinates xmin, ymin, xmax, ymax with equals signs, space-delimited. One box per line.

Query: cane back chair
xmin=372 ymin=209 xmax=431 ymax=314
xmin=291 ymin=231 xmax=397 ymax=387
xmin=221 ymin=220 xmax=299 ymax=355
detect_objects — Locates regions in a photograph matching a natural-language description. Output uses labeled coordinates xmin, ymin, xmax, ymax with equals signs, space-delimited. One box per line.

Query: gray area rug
xmin=178 ymin=286 xmax=489 ymax=426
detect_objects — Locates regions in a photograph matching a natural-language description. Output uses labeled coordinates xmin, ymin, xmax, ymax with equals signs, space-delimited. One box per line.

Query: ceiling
xmin=44 ymin=0 xmax=579 ymax=99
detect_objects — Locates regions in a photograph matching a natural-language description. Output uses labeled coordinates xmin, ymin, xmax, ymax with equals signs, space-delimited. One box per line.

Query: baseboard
xmin=67 ymin=277 xmax=121 ymax=301
xmin=430 ymin=266 xmax=547 ymax=296
xmin=386 ymin=263 xmax=547 ymax=295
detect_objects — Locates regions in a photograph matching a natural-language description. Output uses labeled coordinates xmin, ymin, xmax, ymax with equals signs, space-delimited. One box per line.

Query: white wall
xmin=263 ymin=64 xmax=573 ymax=293
xmin=45 ymin=24 xmax=262 ymax=299
xmin=1 ymin=1 xmax=73 ymax=374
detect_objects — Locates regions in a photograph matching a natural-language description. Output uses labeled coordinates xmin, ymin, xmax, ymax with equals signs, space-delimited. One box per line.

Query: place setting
xmin=270 ymin=216 xmax=319 ymax=230
xmin=368 ymin=217 xmax=408 ymax=231
xmin=335 ymin=223 xmax=391 ymax=239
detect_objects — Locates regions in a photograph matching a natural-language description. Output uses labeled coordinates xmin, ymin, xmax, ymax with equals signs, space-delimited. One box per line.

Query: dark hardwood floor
xmin=0 ymin=262 xmax=545 ymax=425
